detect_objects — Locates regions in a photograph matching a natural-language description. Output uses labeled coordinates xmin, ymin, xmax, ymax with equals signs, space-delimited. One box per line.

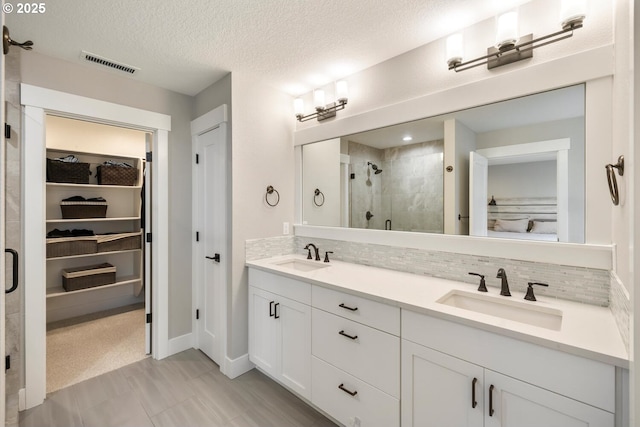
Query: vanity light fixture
xmin=294 ymin=80 xmax=349 ymax=122
xmin=446 ymin=0 xmax=586 ymax=72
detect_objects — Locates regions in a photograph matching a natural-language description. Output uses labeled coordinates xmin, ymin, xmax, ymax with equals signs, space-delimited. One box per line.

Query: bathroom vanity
xmin=247 ymin=255 xmax=627 ymax=427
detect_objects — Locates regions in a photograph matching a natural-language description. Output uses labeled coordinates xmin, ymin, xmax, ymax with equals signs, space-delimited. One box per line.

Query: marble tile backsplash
xmin=610 ymin=272 xmax=630 ymax=352
xmin=245 ymin=235 xmax=611 ymax=307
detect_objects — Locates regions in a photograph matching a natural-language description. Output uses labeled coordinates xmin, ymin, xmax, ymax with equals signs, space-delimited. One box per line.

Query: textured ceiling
xmin=6 ymin=0 xmax=532 ymax=96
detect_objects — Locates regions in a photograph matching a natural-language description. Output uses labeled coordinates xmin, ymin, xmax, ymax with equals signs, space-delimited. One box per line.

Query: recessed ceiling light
xmin=403 ymin=136 xmax=413 ymax=141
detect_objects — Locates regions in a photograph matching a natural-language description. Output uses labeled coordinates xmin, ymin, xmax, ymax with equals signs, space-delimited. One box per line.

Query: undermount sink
xmin=273 ymin=259 xmax=330 ymax=272
xmin=437 ymin=290 xmax=563 ymax=331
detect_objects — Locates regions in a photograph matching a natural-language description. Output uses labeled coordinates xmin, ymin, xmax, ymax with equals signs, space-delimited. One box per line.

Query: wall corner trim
xmin=223 ymin=354 xmax=254 ymax=379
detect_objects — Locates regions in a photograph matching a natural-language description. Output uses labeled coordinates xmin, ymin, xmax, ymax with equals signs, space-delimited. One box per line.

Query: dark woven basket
xmin=60 ymin=202 xmax=108 ymax=219
xmin=46 ymin=238 xmax=97 ymax=258
xmin=97 ymin=232 xmax=142 ymax=253
xmin=47 ymin=159 xmax=91 ymax=184
xmin=62 ymin=262 xmax=116 ymax=292
xmin=97 ymin=165 xmax=138 ymax=186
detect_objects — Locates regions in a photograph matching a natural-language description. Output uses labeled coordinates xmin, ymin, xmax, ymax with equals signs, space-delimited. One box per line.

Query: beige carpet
xmin=46 ymin=304 xmax=147 ymax=393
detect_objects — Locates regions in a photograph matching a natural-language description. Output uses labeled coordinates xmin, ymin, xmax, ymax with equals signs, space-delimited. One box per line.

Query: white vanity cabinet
xmin=402 ymin=310 xmax=615 ymax=427
xmin=311 ymin=285 xmax=401 ymax=427
xmin=248 ymin=269 xmax=311 ymax=399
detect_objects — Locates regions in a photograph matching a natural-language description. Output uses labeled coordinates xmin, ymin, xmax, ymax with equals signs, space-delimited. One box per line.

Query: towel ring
xmin=606 ymin=155 xmax=624 ymax=206
xmin=313 ymin=189 xmax=325 ymax=207
xmin=265 ymin=185 xmax=280 ymax=207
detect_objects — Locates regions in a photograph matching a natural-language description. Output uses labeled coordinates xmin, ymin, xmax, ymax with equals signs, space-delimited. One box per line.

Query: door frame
xmin=472 ymin=138 xmax=570 ymax=241
xmin=191 ymin=105 xmax=228 ymax=374
xmin=21 ymin=84 xmax=171 ymax=409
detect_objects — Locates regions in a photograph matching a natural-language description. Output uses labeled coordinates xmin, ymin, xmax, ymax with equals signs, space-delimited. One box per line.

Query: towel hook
xmin=313 ymin=188 xmax=325 ymax=206
xmin=265 ymin=185 xmax=280 ymax=207
xmin=606 ymin=155 xmax=624 ymax=206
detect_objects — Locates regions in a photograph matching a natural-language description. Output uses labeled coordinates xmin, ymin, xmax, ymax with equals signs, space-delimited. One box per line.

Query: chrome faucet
xmin=496 ymin=268 xmax=511 ymax=296
xmin=304 ymin=243 xmax=321 ymax=261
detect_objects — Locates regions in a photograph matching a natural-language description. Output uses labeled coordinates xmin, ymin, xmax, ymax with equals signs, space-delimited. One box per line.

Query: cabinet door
xmin=248 ymin=286 xmax=279 ymax=377
xmin=401 ymin=340 xmax=484 ymax=427
xmin=484 ymin=370 xmax=614 ymax=427
xmin=278 ymin=295 xmax=311 ymax=399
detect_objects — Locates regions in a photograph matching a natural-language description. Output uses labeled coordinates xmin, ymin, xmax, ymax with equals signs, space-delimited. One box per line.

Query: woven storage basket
xmin=62 ymin=263 xmax=116 ymax=292
xmin=46 ymin=237 xmax=97 ymax=258
xmin=97 ymin=165 xmax=138 ymax=186
xmin=97 ymin=232 xmax=142 ymax=253
xmin=46 ymin=159 xmax=91 ymax=184
xmin=60 ymin=201 xmax=108 ymax=219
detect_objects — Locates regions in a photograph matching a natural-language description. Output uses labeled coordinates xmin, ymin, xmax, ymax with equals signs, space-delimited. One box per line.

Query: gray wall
xmin=19 ymin=52 xmax=195 ymax=339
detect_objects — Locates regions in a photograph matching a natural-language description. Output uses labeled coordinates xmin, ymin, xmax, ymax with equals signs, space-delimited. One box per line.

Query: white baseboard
xmin=223 ymin=353 xmax=254 ymax=379
xmin=164 ymin=333 xmax=194 ymax=358
xmin=18 ymin=389 xmax=25 ymax=412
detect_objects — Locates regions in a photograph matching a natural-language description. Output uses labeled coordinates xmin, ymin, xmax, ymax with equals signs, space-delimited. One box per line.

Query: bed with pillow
xmin=486 ymin=197 xmax=558 ymax=242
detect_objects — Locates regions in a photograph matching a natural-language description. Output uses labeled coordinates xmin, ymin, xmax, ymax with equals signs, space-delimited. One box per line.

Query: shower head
xmin=367 ymin=161 xmax=383 ymax=174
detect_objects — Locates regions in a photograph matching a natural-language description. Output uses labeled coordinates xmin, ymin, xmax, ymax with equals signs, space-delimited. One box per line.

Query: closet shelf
xmin=46 ymin=276 xmax=141 ymax=298
xmin=46 ymin=182 xmax=142 ymax=190
xmin=47 ymin=216 xmax=141 ymax=224
xmin=47 ymin=248 xmax=141 ymax=261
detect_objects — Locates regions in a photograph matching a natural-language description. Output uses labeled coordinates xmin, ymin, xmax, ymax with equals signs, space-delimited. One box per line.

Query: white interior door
xmin=193 ymin=119 xmax=227 ymax=367
xmin=469 ymin=151 xmax=488 ymax=237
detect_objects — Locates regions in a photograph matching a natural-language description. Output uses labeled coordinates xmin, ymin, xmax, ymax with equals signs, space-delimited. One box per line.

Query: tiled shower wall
xmin=5 ymin=49 xmax=23 ymax=427
xmin=348 ymin=139 xmax=444 ymax=233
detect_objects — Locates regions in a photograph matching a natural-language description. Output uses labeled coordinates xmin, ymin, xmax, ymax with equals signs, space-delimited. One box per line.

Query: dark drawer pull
xmin=274 ymin=302 xmax=280 ymax=319
xmin=489 ymin=384 xmax=495 ymax=416
xmin=339 ymin=303 xmax=358 ymax=312
xmin=269 ymin=301 xmax=275 ymax=317
xmin=338 ymin=383 xmax=358 ymax=397
xmin=471 ymin=378 xmax=478 ymax=409
xmin=338 ymin=330 xmax=358 ymax=340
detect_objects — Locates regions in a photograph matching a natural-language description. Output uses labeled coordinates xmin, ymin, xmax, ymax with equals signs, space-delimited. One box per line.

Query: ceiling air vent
xmin=81 ymin=51 xmax=139 ymax=74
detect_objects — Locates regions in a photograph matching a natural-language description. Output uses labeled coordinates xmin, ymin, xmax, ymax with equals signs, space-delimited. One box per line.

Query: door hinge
xmin=195 ymin=153 xmax=200 ymax=164
xmin=5 ymin=355 xmax=10 ymax=371
xmin=4 ymin=123 xmax=10 ymax=139
xmin=146 ymin=313 xmax=152 ymax=324
xmin=196 ymin=231 xmax=200 ymax=242
xmin=146 ymin=151 xmax=152 ymax=162
xmin=196 ymin=309 xmax=200 ymax=320
xmin=146 ymin=233 xmax=152 ymax=243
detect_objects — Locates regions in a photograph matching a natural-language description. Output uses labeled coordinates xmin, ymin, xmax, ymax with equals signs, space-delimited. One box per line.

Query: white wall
xmin=19 ymin=52 xmax=195 ymax=339
xmin=488 ymin=161 xmax=557 ymax=198
xmin=229 ymin=71 xmax=294 ymax=359
xmin=302 ymin=138 xmax=341 ymax=226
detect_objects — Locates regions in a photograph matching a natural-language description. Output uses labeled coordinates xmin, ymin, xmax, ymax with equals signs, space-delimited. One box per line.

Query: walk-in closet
xmin=43 ymin=115 xmax=150 ymax=392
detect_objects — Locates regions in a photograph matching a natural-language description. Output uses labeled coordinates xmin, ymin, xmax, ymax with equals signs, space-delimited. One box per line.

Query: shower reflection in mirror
xmin=300 ymin=84 xmax=584 ymax=243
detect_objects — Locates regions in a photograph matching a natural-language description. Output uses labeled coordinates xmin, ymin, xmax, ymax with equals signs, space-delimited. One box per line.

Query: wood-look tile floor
xmin=19 ymin=349 xmax=338 ymax=427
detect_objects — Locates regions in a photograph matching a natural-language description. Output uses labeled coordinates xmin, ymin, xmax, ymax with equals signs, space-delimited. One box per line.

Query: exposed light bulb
xmin=446 ymin=33 xmax=464 ymax=68
xmin=495 ymin=11 xmax=519 ymax=51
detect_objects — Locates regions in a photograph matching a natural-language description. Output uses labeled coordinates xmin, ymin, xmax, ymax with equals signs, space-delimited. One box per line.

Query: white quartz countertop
xmin=246 ymin=254 xmax=628 ymax=368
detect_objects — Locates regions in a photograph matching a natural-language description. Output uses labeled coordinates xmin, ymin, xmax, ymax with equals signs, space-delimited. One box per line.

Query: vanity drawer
xmin=248 ymin=268 xmax=311 ymax=305
xmin=312 ymin=285 xmax=400 ymax=335
xmin=312 ymin=356 xmax=399 ymax=427
xmin=312 ymin=308 xmax=400 ymax=398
